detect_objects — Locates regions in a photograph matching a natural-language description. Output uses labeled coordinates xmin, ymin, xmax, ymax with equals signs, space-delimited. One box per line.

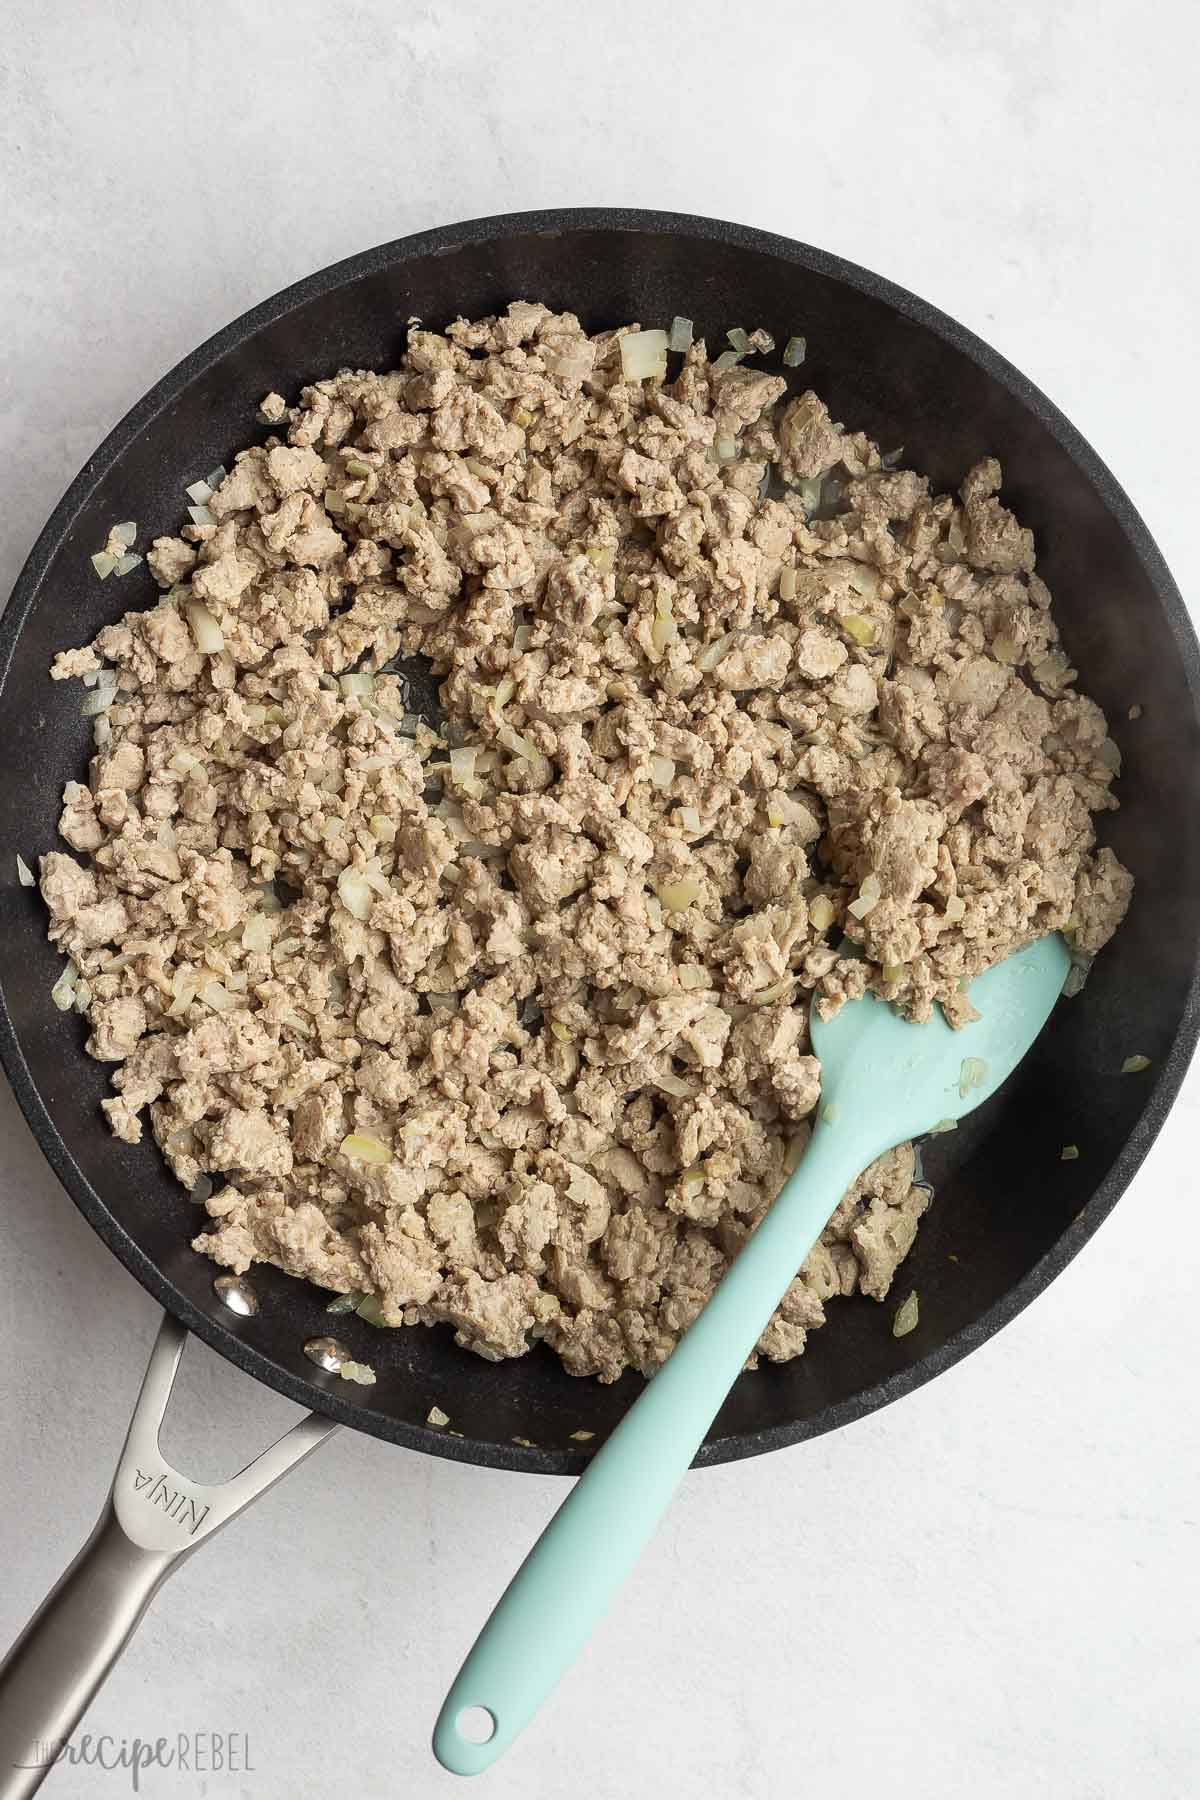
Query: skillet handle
xmin=0 ymin=1314 xmax=336 ymax=1799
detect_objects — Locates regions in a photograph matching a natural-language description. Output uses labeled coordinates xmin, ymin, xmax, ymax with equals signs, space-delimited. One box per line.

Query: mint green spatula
xmin=433 ymin=932 xmax=1071 ymax=1775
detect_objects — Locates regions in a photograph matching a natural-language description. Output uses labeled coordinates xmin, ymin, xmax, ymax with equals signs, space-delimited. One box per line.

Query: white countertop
xmin=2 ymin=4 xmax=1197 ymax=1796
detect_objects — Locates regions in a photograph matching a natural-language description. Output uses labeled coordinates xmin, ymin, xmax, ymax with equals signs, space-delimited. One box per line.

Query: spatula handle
xmin=433 ymin=1120 xmax=865 ymax=1775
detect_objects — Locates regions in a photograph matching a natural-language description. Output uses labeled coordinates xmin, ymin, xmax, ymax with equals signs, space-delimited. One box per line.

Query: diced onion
xmin=1033 ymin=651 xmax=1074 ymax=689
xmin=1121 ymin=1054 xmax=1151 ymax=1074
xmin=958 ymin=1057 xmax=988 ymax=1097
xmin=679 ymin=806 xmax=701 ymax=833
xmin=498 ymin=721 xmax=537 ymax=759
xmin=16 ymin=854 xmax=34 ymax=887
xmin=168 ymin=979 xmax=196 ymax=1022
xmin=893 ymin=1291 xmax=919 ymax=1337
xmin=340 ymin=1131 xmax=391 ymax=1165
xmin=242 ymin=913 xmax=273 ymax=953
xmin=74 ymin=979 xmax=91 ymax=1012
xmin=652 ymin=1068 xmax=696 ymax=1099
xmin=677 ymin=963 xmax=709 ymax=990
xmin=186 ymin=479 xmax=214 ymax=505
xmin=339 ymin=673 xmax=376 ymax=698
xmin=50 ymin=960 xmax=79 ymax=1010
xmin=809 ymin=895 xmax=834 ymax=932
xmin=680 ymin=1167 xmax=706 ymax=1194
xmin=697 ymin=632 xmax=736 ymax=672
xmin=782 ymin=336 xmax=807 ymax=366
xmin=838 ymin=613 xmax=877 ymax=646
xmin=715 ymin=435 xmax=739 ymax=461
xmin=188 ymin=503 xmax=216 ymax=528
xmin=848 ymin=566 xmax=880 ymax=600
xmin=779 ymin=567 xmax=798 ymax=601
xmin=81 ymin=689 xmax=115 ymax=717
xmin=155 ymin=822 xmax=177 ymax=849
xmin=752 ymin=977 xmax=795 ymax=1006
xmin=190 ymin=1174 xmax=214 ymax=1204
xmin=337 ymin=867 xmax=374 ymax=919
xmin=113 ymin=553 xmax=143 ymax=577
xmin=185 ymin=599 xmax=225 ymax=653
xmin=513 ymin=624 xmax=533 ymax=653
xmin=93 ymin=715 xmax=112 ymax=748
xmin=205 ymin=466 xmax=228 ymax=490
xmin=648 ymin=754 xmax=676 ymax=789
xmin=199 ymin=978 xmax=237 ymax=1012
xmin=111 ymin=521 xmax=137 ymax=548
xmin=618 ymin=329 xmax=669 ymax=382
xmin=657 ymin=878 xmax=702 ymax=913
xmin=992 ymin=634 xmax=1020 ymax=665
xmin=1061 ymin=1145 xmax=1080 ymax=1161
xmin=711 ymin=351 xmax=743 ymax=373
xmin=944 ymin=895 xmax=967 ymax=922
xmin=91 ymin=552 xmax=118 ymax=579
xmin=847 ymin=873 xmax=882 ymax=919
xmin=549 ymin=1020 xmax=573 ymax=1043
xmin=668 ymin=316 xmax=693 ymax=352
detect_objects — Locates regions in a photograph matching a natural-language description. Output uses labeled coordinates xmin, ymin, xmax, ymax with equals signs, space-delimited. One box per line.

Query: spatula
xmin=433 ymin=932 xmax=1071 ymax=1775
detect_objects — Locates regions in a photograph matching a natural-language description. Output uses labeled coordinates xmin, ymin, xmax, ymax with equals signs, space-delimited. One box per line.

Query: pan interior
xmin=1 ymin=213 xmax=1196 ymax=1474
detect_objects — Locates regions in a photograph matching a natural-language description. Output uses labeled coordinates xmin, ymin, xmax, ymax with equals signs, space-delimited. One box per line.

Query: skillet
xmin=0 ymin=208 xmax=1197 ymax=1787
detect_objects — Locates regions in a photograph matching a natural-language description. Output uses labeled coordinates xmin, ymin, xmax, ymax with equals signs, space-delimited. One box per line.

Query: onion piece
xmin=185 ymin=480 xmax=214 ymax=505
xmin=1121 ymin=1054 xmax=1151 ymax=1074
xmin=205 ymin=466 xmax=228 ymax=491
xmin=90 ymin=553 xmax=117 ymax=579
xmin=838 ymin=613 xmax=877 ymax=647
xmin=848 ymin=566 xmax=880 ymax=600
xmin=657 ymin=878 xmax=701 ymax=913
xmin=711 ymin=351 xmax=743 ymax=373
xmin=187 ymin=503 xmax=216 ymax=528
xmin=751 ymin=977 xmax=795 ymax=1006
xmin=185 ymin=599 xmax=224 ymax=653
xmin=113 ymin=553 xmax=143 ymax=577
xmin=497 ymin=721 xmax=537 ymax=759
xmin=618 ymin=329 xmax=669 ymax=382
xmin=111 ymin=521 xmax=137 ymax=548
xmin=81 ymin=689 xmax=115 ymax=717
xmin=782 ymin=336 xmax=807 ymax=366
xmin=340 ymin=1131 xmax=391 ymax=1165
xmin=16 ymin=854 xmax=34 ymax=887
xmin=668 ymin=316 xmax=693 ymax=352
xmin=339 ymin=673 xmax=376 ymax=698
xmin=50 ymin=961 xmax=78 ymax=1010
xmin=893 ymin=1291 xmax=919 ymax=1338
xmin=944 ymin=895 xmax=967 ymax=923
xmin=653 ymin=1068 xmax=696 ymax=1099
xmin=697 ymin=632 xmax=736 ymax=673
xmin=847 ymin=873 xmax=882 ymax=919
xmin=715 ymin=436 xmax=739 ymax=462
xmin=727 ymin=327 xmax=751 ymax=353
xmin=779 ymin=567 xmax=798 ymax=602
xmin=809 ymin=895 xmax=834 ymax=932
xmin=648 ymin=754 xmax=675 ymax=789
xmin=336 ymin=867 xmax=374 ymax=920
xmin=677 ymin=963 xmax=709 ymax=990
xmin=199 ymin=978 xmax=237 ymax=1012
xmin=679 ymin=805 xmax=701 ymax=833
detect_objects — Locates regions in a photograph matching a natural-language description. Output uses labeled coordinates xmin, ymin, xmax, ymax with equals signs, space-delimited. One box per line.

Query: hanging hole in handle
xmin=456 ymin=1706 xmax=496 ymax=1745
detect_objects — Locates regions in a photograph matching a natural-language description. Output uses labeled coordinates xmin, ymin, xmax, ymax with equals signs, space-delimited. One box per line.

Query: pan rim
xmin=2 ymin=205 xmax=1197 ymax=1476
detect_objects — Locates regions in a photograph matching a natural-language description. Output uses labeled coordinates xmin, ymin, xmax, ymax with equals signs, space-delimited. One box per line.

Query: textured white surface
xmin=1 ymin=4 xmax=1198 ymax=1797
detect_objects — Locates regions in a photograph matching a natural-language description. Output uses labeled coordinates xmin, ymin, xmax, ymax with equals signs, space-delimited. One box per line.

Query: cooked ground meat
xmin=39 ymin=304 xmax=1131 ymax=1382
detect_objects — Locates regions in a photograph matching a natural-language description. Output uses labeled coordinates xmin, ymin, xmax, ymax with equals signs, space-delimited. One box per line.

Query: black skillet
xmin=0 ymin=210 xmax=1196 ymax=1788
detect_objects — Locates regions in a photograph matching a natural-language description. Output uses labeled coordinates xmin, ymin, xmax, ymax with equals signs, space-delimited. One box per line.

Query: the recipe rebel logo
xmin=13 ymin=1731 xmax=254 ymax=1791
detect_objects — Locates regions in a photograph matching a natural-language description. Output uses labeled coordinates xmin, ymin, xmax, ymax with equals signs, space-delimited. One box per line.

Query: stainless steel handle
xmin=0 ymin=1314 xmax=337 ymax=1798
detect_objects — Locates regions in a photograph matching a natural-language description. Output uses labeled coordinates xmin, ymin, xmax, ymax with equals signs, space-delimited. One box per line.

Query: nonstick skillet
xmin=0 ymin=209 xmax=1197 ymax=1792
